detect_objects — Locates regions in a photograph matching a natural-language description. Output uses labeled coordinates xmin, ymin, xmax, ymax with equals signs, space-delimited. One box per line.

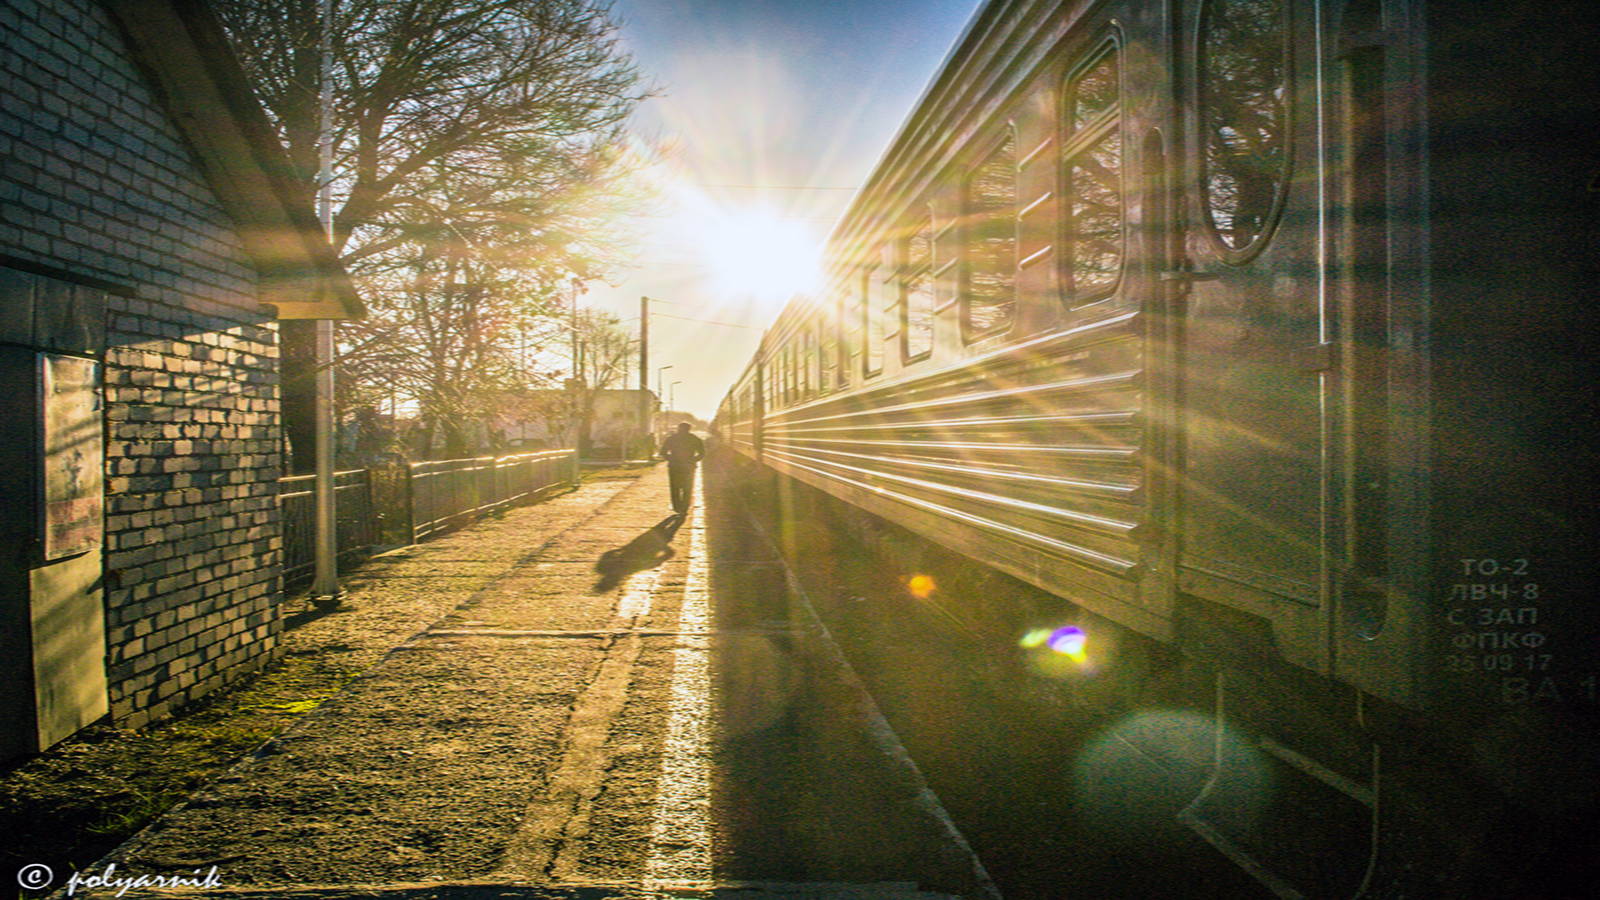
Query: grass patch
xmin=0 ymin=651 xmax=358 ymax=898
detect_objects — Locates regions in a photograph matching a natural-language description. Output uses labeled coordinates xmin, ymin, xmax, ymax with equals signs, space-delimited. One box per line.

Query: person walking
xmin=656 ymin=422 xmax=705 ymax=515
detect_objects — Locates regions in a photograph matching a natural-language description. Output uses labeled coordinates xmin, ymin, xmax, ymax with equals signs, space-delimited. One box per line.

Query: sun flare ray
xmin=689 ymin=202 xmax=824 ymax=308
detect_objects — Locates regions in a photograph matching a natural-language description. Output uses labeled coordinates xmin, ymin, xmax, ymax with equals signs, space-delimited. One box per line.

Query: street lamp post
xmin=568 ymin=277 xmax=585 ymax=454
xmin=656 ymin=365 xmax=672 ymax=437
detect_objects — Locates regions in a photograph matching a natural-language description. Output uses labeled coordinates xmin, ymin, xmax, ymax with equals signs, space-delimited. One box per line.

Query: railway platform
xmin=74 ymin=459 xmax=995 ymax=900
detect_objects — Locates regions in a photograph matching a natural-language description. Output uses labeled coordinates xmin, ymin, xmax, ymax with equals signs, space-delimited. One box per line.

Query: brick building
xmin=1 ymin=0 xmax=360 ymax=757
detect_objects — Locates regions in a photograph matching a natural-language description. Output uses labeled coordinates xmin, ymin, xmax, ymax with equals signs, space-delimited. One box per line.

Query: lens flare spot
xmin=907 ymin=574 xmax=936 ymax=599
xmin=1048 ymin=625 xmax=1088 ymax=658
xmin=1021 ymin=624 xmax=1096 ymax=677
xmin=1071 ymin=710 xmax=1273 ymax=844
xmin=1021 ymin=625 xmax=1090 ymax=662
xmin=1020 ymin=628 xmax=1053 ymax=650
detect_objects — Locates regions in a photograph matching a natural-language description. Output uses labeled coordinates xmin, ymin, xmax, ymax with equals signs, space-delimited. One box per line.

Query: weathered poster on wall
xmin=40 ymin=354 xmax=102 ymax=560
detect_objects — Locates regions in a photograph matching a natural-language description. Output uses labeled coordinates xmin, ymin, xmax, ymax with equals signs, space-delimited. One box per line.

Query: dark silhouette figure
xmin=656 ymin=423 xmax=705 ymax=514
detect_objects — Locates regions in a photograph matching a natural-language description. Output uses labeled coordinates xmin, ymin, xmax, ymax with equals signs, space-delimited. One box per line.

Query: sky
xmin=586 ymin=0 xmax=987 ymax=420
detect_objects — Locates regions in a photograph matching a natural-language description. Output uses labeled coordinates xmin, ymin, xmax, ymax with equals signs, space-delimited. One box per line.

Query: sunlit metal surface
xmin=752 ymin=313 xmax=1149 ymax=604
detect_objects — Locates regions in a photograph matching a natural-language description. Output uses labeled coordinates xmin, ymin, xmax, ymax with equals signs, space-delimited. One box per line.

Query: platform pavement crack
xmin=494 ymin=489 xmax=688 ymax=881
xmin=497 ymin=624 xmax=644 ymax=880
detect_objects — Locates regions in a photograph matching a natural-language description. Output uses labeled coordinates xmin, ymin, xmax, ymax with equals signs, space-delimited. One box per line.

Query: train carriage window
xmin=772 ymin=353 xmax=781 ymax=408
xmin=841 ymin=287 xmax=860 ymax=388
xmin=772 ymin=347 xmax=781 ymax=408
xmin=762 ymin=354 xmax=772 ymax=411
xmin=813 ymin=323 xmax=825 ymax=397
xmin=770 ymin=351 xmax=780 ymax=410
xmin=819 ymin=308 xmax=837 ymax=395
xmin=865 ymin=256 xmax=890 ymax=375
xmin=903 ymin=207 xmax=935 ymax=359
xmin=793 ymin=338 xmax=804 ymax=402
xmin=964 ymin=133 xmax=1017 ymax=338
xmin=1072 ymin=49 xmax=1119 ymax=125
xmin=1199 ymin=0 xmax=1290 ymax=256
xmin=813 ymin=324 xmax=823 ymax=397
xmin=801 ymin=326 xmax=814 ymax=400
xmin=773 ymin=347 xmax=783 ymax=408
xmin=777 ymin=346 xmax=788 ymax=408
xmin=785 ymin=345 xmax=797 ymax=407
xmin=1063 ymin=46 xmax=1125 ymax=303
xmin=793 ymin=332 xmax=804 ymax=402
xmin=796 ymin=332 xmax=807 ymax=401
xmin=793 ymin=339 xmax=806 ymax=398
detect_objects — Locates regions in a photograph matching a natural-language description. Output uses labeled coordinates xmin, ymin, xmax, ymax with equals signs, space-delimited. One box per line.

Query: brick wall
xmin=2 ymin=0 xmax=286 ymax=727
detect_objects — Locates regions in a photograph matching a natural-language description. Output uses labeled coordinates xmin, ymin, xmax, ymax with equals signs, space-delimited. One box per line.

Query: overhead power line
xmin=684 ymin=183 xmax=857 ymax=191
xmin=653 ymin=312 xmax=762 ymax=331
xmin=648 ymin=297 xmax=734 ymax=310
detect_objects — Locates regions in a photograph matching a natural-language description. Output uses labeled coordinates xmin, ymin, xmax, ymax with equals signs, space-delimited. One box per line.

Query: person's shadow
xmin=593 ymin=514 xmax=684 ymax=593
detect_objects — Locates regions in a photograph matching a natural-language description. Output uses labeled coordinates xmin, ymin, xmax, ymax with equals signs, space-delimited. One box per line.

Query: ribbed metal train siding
xmin=720 ymin=380 xmax=760 ymax=459
xmin=759 ymin=311 xmax=1150 ymax=613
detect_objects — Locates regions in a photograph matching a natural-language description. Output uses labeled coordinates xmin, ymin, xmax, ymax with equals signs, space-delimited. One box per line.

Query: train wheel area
xmin=717 ymin=449 xmax=1600 ymax=900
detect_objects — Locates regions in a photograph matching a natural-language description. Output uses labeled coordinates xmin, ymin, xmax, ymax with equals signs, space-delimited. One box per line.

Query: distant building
xmin=1 ymin=0 xmax=360 ymax=757
xmin=500 ymin=388 xmax=657 ymax=460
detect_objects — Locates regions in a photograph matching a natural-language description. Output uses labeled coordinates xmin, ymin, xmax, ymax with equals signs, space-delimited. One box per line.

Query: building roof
xmin=99 ymin=0 xmax=362 ymax=320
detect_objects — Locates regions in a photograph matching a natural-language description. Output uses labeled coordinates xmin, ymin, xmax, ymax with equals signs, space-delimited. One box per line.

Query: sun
xmin=697 ymin=208 xmax=823 ymax=307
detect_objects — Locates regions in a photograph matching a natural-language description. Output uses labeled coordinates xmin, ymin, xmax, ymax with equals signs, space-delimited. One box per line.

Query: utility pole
xmin=639 ymin=297 xmax=649 ymax=457
xmin=311 ymin=0 xmax=339 ymax=603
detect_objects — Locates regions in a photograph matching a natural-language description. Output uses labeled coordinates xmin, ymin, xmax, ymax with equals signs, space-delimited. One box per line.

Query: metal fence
xmin=279 ymin=468 xmax=378 ymax=587
xmin=405 ymin=450 xmax=579 ymax=542
xmin=279 ymin=449 xmax=578 ymax=587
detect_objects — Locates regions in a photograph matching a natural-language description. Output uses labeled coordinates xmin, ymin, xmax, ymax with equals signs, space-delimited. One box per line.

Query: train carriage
xmin=719 ymin=0 xmax=1596 ymax=894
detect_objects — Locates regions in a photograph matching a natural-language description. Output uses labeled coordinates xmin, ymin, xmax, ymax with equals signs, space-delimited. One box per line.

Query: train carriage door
xmin=1175 ymin=0 xmax=1332 ymax=668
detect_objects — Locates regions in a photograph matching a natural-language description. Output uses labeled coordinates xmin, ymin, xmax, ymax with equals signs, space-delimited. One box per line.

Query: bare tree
xmin=566 ymin=305 xmax=641 ymax=456
xmin=214 ymin=0 xmax=648 ymax=255
xmin=335 ymin=135 xmax=649 ymax=458
xmin=213 ymin=0 xmax=656 ymax=462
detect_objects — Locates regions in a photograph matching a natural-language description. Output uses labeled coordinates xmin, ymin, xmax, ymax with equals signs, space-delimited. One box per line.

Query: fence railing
xmin=279 ymin=449 xmax=578 ymax=588
xmin=278 ymin=468 xmax=379 ymax=587
xmin=406 ymin=449 xmax=579 ymax=542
